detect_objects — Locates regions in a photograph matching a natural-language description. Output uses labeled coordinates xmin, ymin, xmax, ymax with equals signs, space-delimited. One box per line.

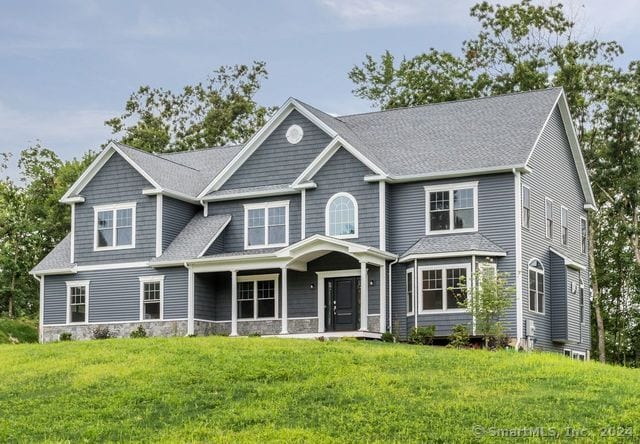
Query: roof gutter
xmin=365 ymin=165 xmax=531 ymax=184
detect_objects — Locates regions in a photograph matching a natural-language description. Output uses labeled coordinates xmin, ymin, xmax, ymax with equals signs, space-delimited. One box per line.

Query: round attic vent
xmin=286 ymin=124 xmax=304 ymax=144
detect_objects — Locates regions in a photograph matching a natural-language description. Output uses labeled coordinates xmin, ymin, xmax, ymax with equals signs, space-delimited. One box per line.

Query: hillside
xmin=0 ymin=318 xmax=38 ymax=344
xmin=0 ymin=337 xmax=638 ymax=443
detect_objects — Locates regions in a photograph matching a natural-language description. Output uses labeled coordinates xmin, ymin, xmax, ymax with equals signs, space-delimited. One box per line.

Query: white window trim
xmin=417 ymin=263 xmax=471 ymax=314
xmin=521 ymin=184 xmax=531 ymax=229
xmin=424 ymin=181 xmax=478 ymax=235
xmin=243 ymin=201 xmax=290 ymax=250
xmin=544 ymin=197 xmax=553 ymax=239
xmin=66 ymin=280 xmax=90 ymax=325
xmin=406 ymin=268 xmax=414 ymax=316
xmin=528 ymin=259 xmax=545 ymax=315
xmin=572 ymin=350 xmax=586 ymax=361
xmin=93 ymin=202 xmax=137 ymax=251
xmin=325 ymin=192 xmax=359 ymax=239
xmin=139 ymin=276 xmax=164 ymax=321
xmin=580 ymin=216 xmax=588 ymax=254
xmin=560 ymin=205 xmax=568 ymax=246
xmin=237 ymin=273 xmax=280 ymax=320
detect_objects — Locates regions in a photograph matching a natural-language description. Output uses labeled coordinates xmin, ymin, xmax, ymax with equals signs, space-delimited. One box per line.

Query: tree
xmin=105 ymin=62 xmax=274 ymax=153
xmin=457 ymin=266 xmax=514 ymax=349
xmin=349 ymin=0 xmax=635 ymax=364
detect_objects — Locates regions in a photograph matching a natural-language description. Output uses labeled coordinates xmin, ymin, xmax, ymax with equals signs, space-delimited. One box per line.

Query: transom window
xmin=561 ymin=206 xmax=568 ymax=245
xmin=94 ymin=203 xmax=136 ymax=250
xmin=425 ymin=183 xmax=477 ymax=234
xmin=528 ymin=259 xmax=544 ymax=313
xmin=406 ymin=269 xmax=414 ymax=315
xmin=545 ymin=198 xmax=553 ymax=239
xmin=244 ymin=201 xmax=289 ymax=249
xmin=522 ymin=185 xmax=530 ymax=229
xmin=140 ymin=276 xmax=163 ymax=320
xmin=419 ymin=265 xmax=469 ymax=312
xmin=237 ymin=275 xmax=278 ymax=319
xmin=325 ymin=192 xmax=358 ymax=239
xmin=66 ymin=281 xmax=89 ymax=324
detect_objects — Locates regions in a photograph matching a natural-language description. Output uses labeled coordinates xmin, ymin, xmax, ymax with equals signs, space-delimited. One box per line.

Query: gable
xmin=220 ymin=110 xmax=333 ymax=190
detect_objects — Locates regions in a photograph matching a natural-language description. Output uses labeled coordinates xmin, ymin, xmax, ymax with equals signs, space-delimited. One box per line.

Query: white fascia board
xmin=197 ymin=216 xmax=232 ymax=257
xmin=198 ymin=98 xmax=339 ymax=197
xmin=30 ymin=266 xmax=77 ymax=276
xmin=142 ymin=188 xmax=201 ymax=205
xmin=291 ymin=181 xmax=317 ymax=190
xmin=399 ymin=250 xmax=507 ymax=263
xmin=385 ymin=165 xmax=526 ymax=184
xmin=203 ymin=187 xmax=299 ymax=202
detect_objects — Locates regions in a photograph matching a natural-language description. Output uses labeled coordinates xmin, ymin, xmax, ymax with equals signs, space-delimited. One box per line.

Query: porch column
xmin=379 ymin=262 xmax=386 ymax=333
xmin=360 ymin=261 xmax=368 ymax=331
xmin=230 ymin=270 xmax=238 ymax=336
xmin=280 ymin=267 xmax=288 ymax=334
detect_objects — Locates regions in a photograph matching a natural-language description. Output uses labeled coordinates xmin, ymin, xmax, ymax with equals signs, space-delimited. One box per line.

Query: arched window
xmin=325 ymin=192 xmax=358 ymax=238
xmin=528 ymin=259 xmax=544 ymax=314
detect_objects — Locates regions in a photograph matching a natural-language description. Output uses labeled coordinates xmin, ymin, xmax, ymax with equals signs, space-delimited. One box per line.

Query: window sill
xmin=244 ymin=243 xmax=288 ymax=250
xmin=418 ymin=309 xmax=467 ymax=314
xmin=237 ymin=317 xmax=280 ymax=322
xmin=425 ymin=228 xmax=477 ymax=236
xmin=527 ymin=309 xmax=546 ymax=316
xmin=94 ymin=245 xmax=135 ymax=252
xmin=326 ymin=233 xmax=358 ymax=240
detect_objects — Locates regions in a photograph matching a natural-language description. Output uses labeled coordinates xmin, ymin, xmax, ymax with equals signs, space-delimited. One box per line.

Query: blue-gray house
xmin=31 ymin=88 xmax=594 ymax=357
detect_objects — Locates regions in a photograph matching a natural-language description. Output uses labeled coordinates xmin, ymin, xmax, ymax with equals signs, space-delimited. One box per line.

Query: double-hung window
xmin=522 ymin=185 xmax=530 ymax=229
xmin=66 ymin=281 xmax=89 ymax=324
xmin=244 ymin=201 xmax=289 ymax=249
xmin=140 ymin=276 xmax=163 ymax=320
xmin=528 ymin=259 xmax=544 ymax=313
xmin=425 ymin=182 xmax=477 ymax=234
xmin=237 ymin=274 xmax=279 ymax=319
xmin=406 ymin=269 xmax=414 ymax=315
xmin=94 ymin=203 xmax=136 ymax=250
xmin=561 ymin=206 xmax=568 ymax=245
xmin=580 ymin=217 xmax=588 ymax=254
xmin=419 ymin=264 xmax=470 ymax=312
xmin=545 ymin=198 xmax=553 ymax=239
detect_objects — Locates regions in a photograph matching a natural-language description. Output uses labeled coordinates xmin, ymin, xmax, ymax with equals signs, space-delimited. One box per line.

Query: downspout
xmin=388 ymin=258 xmax=399 ymax=334
xmin=185 ymin=261 xmax=194 ymax=335
xmin=200 ymin=200 xmax=208 ymax=217
xmin=34 ymin=274 xmax=43 ymax=343
xmin=414 ymin=259 xmax=418 ymax=329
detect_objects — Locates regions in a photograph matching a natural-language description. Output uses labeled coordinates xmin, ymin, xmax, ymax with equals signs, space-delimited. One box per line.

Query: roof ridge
xmin=338 ymin=87 xmax=563 ymax=119
xmin=115 ymin=142 xmax=201 ymax=172
xmin=160 ymin=143 xmax=244 ymax=156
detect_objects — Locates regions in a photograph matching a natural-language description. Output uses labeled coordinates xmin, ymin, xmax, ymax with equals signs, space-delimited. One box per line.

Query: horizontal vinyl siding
xmin=194 ymin=274 xmax=215 ymax=320
xmin=550 ymin=253 xmax=568 ymax=342
xmin=522 ymin=106 xmax=590 ymax=352
xmin=287 ymin=270 xmax=318 ymax=318
xmin=207 ymin=195 xmax=301 ymax=253
xmin=162 ymin=197 xmax=198 ymax=251
xmin=43 ymin=267 xmax=187 ymax=324
xmin=305 ymin=147 xmax=379 ymax=247
xmin=74 ymin=153 xmax=156 ymax=265
xmin=221 ymin=110 xmax=332 ymax=190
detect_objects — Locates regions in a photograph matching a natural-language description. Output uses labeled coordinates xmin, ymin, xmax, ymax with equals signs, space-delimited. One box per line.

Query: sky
xmin=1 ymin=0 xmax=639 ymax=177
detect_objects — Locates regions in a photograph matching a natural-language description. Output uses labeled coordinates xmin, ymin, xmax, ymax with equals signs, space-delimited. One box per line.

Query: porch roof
xmin=399 ymin=232 xmax=506 ymax=262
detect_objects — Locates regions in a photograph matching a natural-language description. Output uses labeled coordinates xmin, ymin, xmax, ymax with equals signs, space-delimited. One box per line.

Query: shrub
xmin=447 ymin=324 xmax=470 ymax=349
xmin=59 ymin=332 xmax=72 ymax=341
xmin=248 ymin=332 xmax=261 ymax=337
xmin=381 ymin=332 xmax=396 ymax=343
xmin=130 ymin=325 xmax=147 ymax=339
xmin=92 ymin=326 xmax=112 ymax=340
xmin=408 ymin=326 xmax=436 ymax=345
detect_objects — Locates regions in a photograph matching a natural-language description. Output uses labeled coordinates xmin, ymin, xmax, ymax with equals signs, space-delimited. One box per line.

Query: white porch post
xmin=360 ymin=261 xmax=368 ymax=331
xmin=379 ymin=262 xmax=386 ymax=333
xmin=230 ymin=270 xmax=238 ymax=336
xmin=187 ymin=267 xmax=194 ymax=335
xmin=280 ymin=267 xmax=288 ymax=334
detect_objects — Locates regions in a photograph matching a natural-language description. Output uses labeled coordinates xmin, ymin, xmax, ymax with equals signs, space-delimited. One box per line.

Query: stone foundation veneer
xmin=193 ymin=318 xmax=319 ymax=336
xmin=41 ymin=320 xmax=188 ymax=343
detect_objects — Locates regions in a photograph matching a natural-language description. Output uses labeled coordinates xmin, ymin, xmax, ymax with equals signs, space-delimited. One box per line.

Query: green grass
xmin=0 ymin=318 xmax=38 ymax=344
xmin=0 ymin=337 xmax=638 ymax=443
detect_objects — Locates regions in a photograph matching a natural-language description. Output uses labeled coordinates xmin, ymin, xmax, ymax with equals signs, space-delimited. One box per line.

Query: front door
xmin=326 ymin=277 xmax=359 ymax=331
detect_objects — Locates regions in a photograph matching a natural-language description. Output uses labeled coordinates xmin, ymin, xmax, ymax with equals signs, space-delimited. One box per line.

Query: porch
xmin=185 ymin=235 xmax=395 ymax=337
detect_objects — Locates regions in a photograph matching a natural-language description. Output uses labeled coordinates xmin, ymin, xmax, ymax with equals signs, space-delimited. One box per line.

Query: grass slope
xmin=0 ymin=337 xmax=638 ymax=443
xmin=0 ymin=318 xmax=38 ymax=344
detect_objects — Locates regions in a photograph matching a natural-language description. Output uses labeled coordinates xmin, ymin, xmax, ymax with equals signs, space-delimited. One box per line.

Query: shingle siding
xmin=221 ymin=110 xmax=332 ymax=190
xmin=43 ymin=267 xmax=187 ymax=325
xmin=162 ymin=197 xmax=198 ymax=251
xmin=74 ymin=153 xmax=156 ymax=265
xmin=305 ymin=148 xmax=379 ymax=247
xmin=521 ymin=106 xmax=590 ymax=353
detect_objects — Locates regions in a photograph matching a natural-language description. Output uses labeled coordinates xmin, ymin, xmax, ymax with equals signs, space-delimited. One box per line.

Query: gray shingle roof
xmin=401 ymin=233 xmax=506 ymax=259
xmin=300 ymin=88 xmax=562 ymax=177
xmin=31 ymin=234 xmax=73 ymax=273
xmin=151 ymin=213 xmax=231 ymax=264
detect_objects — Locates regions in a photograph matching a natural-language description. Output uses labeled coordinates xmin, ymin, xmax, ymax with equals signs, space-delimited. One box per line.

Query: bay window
xmin=419 ymin=264 xmax=470 ymax=312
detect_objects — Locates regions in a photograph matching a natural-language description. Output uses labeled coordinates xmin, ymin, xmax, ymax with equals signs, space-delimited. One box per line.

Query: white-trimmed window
xmin=140 ymin=276 xmax=164 ymax=320
xmin=522 ymin=185 xmax=530 ymax=229
xmin=66 ymin=281 xmax=89 ymax=324
xmin=528 ymin=259 xmax=544 ymax=314
xmin=561 ymin=206 xmax=568 ymax=245
xmin=425 ymin=182 xmax=478 ymax=234
xmin=545 ymin=198 xmax=553 ymax=239
xmin=406 ymin=269 xmax=414 ymax=315
xmin=325 ymin=192 xmax=358 ymax=239
xmin=580 ymin=217 xmax=588 ymax=254
xmin=419 ymin=264 xmax=470 ymax=312
xmin=94 ymin=202 xmax=136 ymax=250
xmin=244 ymin=201 xmax=289 ymax=249
xmin=237 ymin=274 xmax=279 ymax=319
xmin=572 ymin=351 xmax=586 ymax=361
